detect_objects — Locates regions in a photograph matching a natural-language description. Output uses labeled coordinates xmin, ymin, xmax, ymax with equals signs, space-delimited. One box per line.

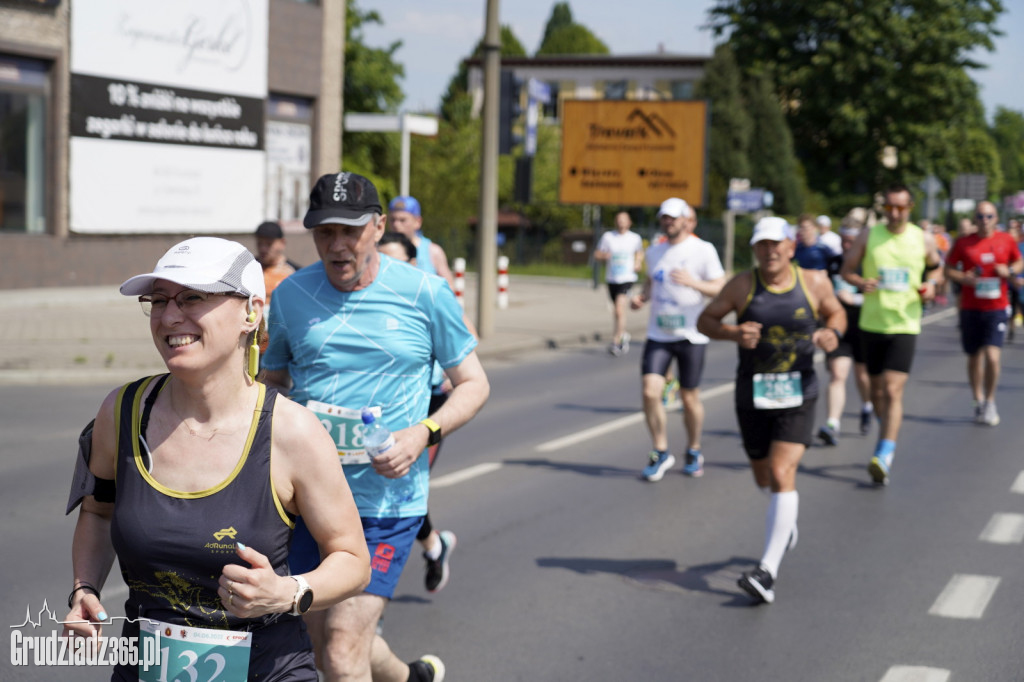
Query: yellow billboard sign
xmin=559 ymin=100 xmax=707 ymax=207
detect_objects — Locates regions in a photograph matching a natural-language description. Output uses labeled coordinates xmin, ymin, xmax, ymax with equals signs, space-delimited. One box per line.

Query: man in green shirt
xmin=840 ymin=183 xmax=944 ymax=485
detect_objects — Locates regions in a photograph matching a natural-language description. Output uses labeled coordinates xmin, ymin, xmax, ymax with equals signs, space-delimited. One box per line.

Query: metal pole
xmin=400 ymin=114 xmax=411 ymax=197
xmin=476 ymin=0 xmax=500 ymax=338
xmin=723 ymin=209 xmax=736 ymax=276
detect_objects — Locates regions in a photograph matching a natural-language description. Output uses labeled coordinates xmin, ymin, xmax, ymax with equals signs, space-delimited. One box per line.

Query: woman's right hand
xmin=62 ymin=593 xmax=107 ymax=639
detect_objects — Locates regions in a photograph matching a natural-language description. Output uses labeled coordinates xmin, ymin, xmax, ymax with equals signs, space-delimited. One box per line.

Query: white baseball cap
xmin=750 ymin=216 xmax=793 ymax=245
xmin=120 ymin=237 xmax=266 ymax=299
xmin=816 ymin=215 xmax=832 ymax=229
xmin=657 ymin=197 xmax=693 ymax=219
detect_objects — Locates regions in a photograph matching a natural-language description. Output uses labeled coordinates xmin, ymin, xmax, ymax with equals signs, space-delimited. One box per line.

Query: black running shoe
xmin=424 ymin=530 xmax=456 ymax=593
xmin=408 ymin=655 xmax=446 ymax=682
xmin=859 ymin=408 xmax=873 ymax=435
xmin=738 ymin=567 xmax=775 ymax=604
xmin=817 ymin=424 xmax=839 ymax=446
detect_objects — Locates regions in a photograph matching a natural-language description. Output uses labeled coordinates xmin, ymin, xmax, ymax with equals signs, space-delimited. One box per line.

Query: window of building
xmin=265 ymin=94 xmax=313 ymax=224
xmin=671 ymin=80 xmax=694 ymax=100
xmin=0 ymin=54 xmax=49 ymax=234
xmin=604 ymin=80 xmax=628 ymax=100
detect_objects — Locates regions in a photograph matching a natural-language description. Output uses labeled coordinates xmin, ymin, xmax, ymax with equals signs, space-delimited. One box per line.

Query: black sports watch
xmin=290 ymin=575 xmax=314 ymax=616
xmin=420 ymin=418 xmax=442 ymax=447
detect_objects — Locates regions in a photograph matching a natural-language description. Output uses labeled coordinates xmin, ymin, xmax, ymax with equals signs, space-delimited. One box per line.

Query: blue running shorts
xmin=289 ymin=515 xmax=424 ymax=599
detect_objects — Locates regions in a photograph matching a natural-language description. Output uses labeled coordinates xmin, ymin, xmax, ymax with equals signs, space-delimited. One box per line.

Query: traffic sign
xmin=951 ymin=173 xmax=987 ymax=201
xmin=727 ymin=189 xmax=766 ymax=212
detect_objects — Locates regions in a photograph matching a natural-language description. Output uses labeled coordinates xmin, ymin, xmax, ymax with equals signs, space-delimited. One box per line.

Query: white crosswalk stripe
xmin=979 ymin=512 xmax=1024 ymax=544
xmin=879 ymin=666 xmax=950 ymax=682
xmin=928 ymin=574 xmax=1001 ymax=619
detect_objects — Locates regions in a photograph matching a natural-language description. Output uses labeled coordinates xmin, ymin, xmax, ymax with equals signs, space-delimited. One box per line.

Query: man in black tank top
xmin=698 ymin=217 xmax=846 ymax=605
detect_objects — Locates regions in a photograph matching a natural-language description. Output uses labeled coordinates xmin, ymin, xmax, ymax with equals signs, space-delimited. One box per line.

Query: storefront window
xmin=265 ymin=94 xmax=312 ymax=224
xmin=0 ymin=54 xmax=48 ymax=234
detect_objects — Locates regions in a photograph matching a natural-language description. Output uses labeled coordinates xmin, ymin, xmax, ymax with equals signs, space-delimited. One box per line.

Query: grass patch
xmin=505 ymin=262 xmax=594 ymax=279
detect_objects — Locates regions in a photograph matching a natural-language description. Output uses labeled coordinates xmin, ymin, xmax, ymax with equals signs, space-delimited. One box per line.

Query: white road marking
xmin=534 ymin=381 xmax=735 ymax=453
xmin=928 ymin=574 xmax=1001 ymax=619
xmin=979 ymin=512 xmax=1024 ymax=544
xmin=879 ymin=666 xmax=950 ymax=682
xmin=431 ymin=462 xmax=503 ymax=488
xmin=1011 ymin=471 xmax=1024 ymax=494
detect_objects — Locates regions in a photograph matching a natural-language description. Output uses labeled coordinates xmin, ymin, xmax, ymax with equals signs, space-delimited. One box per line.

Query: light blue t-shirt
xmin=416 ymin=235 xmax=437 ymax=276
xmin=263 ymin=255 xmax=477 ymax=518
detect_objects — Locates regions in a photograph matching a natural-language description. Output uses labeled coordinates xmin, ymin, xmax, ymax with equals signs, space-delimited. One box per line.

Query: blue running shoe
xmin=867 ymin=452 xmax=893 ymax=485
xmin=682 ymin=449 xmax=704 ymax=477
xmin=642 ymin=451 xmax=676 ymax=482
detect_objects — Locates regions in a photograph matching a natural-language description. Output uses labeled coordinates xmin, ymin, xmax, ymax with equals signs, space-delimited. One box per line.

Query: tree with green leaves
xmin=744 ymin=70 xmax=803 ymax=215
xmin=341 ymin=0 xmax=406 ymax=197
xmin=536 ymin=24 xmax=609 ymax=56
xmin=694 ymin=43 xmax=752 ymax=214
xmin=440 ymin=25 xmax=527 ymax=125
xmin=536 ymin=2 xmax=609 ymax=55
xmin=538 ymin=2 xmax=574 ymax=50
xmin=709 ymin=0 xmax=1004 ymax=204
xmin=991 ymin=107 xmax=1024 ymax=195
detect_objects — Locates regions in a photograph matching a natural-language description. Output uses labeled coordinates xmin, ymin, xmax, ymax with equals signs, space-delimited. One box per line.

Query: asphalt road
xmin=3 ymin=307 xmax=1024 ymax=681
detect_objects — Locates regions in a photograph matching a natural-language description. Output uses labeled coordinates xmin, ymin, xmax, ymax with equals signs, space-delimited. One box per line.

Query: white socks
xmin=760 ymin=490 xmax=799 ymax=579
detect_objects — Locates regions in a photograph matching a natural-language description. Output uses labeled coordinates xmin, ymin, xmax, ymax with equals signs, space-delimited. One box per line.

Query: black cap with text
xmin=303 ymin=172 xmax=382 ymax=229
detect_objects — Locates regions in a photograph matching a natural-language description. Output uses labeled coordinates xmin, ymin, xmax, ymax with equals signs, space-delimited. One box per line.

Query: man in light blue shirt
xmin=262 ymin=171 xmax=490 ymax=682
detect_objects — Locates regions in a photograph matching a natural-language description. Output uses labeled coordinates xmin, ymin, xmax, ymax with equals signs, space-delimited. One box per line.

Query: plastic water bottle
xmin=361 ymin=408 xmax=414 ymax=510
xmin=361 ymin=408 xmax=395 ymax=458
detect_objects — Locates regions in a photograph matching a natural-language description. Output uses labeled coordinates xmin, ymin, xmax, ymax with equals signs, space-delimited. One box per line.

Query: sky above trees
xmin=361 ymin=0 xmax=1024 ymax=119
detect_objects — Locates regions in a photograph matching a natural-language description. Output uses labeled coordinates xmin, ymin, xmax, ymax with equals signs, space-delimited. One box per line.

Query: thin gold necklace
xmin=168 ymin=383 xmax=240 ymax=441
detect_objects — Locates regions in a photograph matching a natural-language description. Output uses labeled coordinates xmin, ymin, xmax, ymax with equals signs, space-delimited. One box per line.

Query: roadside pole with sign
xmin=722 ymin=179 xmax=773 ymax=275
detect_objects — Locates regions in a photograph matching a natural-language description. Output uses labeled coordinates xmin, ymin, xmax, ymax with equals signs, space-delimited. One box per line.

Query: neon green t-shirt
xmin=860 ymin=222 xmax=925 ymax=335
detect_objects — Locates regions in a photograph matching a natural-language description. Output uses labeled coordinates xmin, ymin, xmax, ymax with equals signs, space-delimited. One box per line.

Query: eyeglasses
xmin=975 ymin=213 xmax=996 ymax=220
xmin=138 ymin=290 xmax=239 ymax=317
xmin=883 ymin=203 xmax=913 ymax=213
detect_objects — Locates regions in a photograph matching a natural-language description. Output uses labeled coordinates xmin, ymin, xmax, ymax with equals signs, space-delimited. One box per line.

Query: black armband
xmin=924 ymin=262 xmax=941 ymax=272
xmin=66 ymin=419 xmax=116 ymax=515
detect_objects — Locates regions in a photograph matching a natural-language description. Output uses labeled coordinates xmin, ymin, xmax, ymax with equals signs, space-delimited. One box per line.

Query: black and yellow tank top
xmin=109 ymin=375 xmax=296 ymax=631
xmin=735 ymin=266 xmax=819 ymax=410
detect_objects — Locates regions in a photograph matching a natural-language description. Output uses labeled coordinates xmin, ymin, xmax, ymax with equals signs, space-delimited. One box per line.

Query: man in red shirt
xmin=945 ymin=201 xmax=1024 ymax=426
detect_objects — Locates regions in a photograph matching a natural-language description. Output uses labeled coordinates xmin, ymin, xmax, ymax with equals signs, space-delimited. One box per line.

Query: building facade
xmin=466 ymin=53 xmax=709 ymax=122
xmin=0 ymin=0 xmax=344 ymax=289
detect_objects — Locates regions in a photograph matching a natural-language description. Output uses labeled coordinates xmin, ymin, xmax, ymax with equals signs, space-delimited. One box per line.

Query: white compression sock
xmin=760 ymin=490 xmax=799 ymax=579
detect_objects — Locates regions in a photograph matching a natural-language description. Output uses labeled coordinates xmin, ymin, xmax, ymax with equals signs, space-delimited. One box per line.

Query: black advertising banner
xmin=70 ymin=73 xmax=264 ymax=151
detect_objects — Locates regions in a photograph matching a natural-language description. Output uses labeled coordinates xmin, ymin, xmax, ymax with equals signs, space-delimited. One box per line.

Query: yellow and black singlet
xmin=108 ymin=375 xmax=316 ymax=681
xmin=735 ymin=266 xmax=820 ymax=411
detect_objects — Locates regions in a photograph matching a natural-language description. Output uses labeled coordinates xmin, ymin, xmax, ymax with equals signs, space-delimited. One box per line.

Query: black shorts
xmin=736 ymin=397 xmax=817 ymax=460
xmin=641 ymin=338 xmax=707 ymax=389
xmin=607 ymin=282 xmax=633 ymax=302
xmin=827 ymin=305 xmax=864 ymax=363
xmin=959 ymin=308 xmax=1009 ymax=354
xmin=861 ymin=331 xmax=917 ymax=375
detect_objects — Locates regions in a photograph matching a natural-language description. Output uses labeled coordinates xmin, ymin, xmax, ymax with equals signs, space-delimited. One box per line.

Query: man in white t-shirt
xmin=630 ymin=197 xmax=726 ymax=481
xmin=594 ymin=211 xmax=645 ymax=355
xmin=817 ymin=214 xmax=842 ymax=256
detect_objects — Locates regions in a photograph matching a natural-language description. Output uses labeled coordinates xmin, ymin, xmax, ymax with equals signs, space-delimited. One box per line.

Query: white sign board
xmin=69 ymin=0 xmax=268 ymax=234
